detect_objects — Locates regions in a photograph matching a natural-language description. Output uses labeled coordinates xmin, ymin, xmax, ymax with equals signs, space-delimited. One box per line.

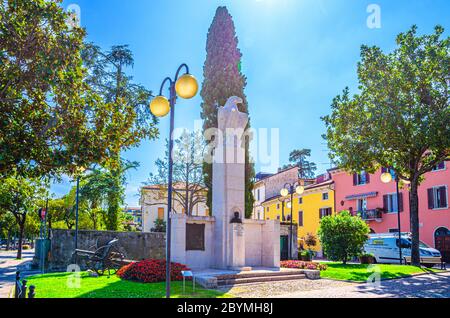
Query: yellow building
xmin=262 ymin=180 xmax=335 ymax=256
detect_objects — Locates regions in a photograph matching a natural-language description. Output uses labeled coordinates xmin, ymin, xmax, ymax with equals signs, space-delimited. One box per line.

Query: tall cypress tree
xmin=201 ymin=6 xmax=255 ymax=218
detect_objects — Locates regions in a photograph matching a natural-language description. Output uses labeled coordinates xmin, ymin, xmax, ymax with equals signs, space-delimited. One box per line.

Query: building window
xmin=353 ymin=171 xmax=370 ymax=186
xmin=320 ymin=208 xmax=332 ymax=219
xmin=277 ymin=204 xmax=280 ymax=210
xmin=298 ymin=197 xmax=303 ymax=204
xmin=357 ymin=198 xmax=367 ymax=212
xmin=389 ymin=228 xmax=399 ymax=233
xmin=432 ymin=162 xmax=446 ymax=172
xmin=266 ymin=207 xmax=270 ymax=212
xmin=298 ymin=211 xmax=304 ymax=227
xmin=428 ymin=186 xmax=448 ymax=209
xmin=157 ymin=207 xmax=165 ymax=220
xmin=257 ymin=189 xmax=260 ymax=201
xmin=383 ymin=193 xmax=404 ymax=213
xmin=322 ymin=192 xmax=329 ymax=201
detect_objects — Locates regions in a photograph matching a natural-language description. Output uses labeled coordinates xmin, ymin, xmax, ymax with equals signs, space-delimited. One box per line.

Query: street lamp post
xmin=74 ymin=167 xmax=85 ymax=257
xmin=149 ymin=64 xmax=198 ymax=299
xmin=381 ymin=169 xmax=403 ymax=265
xmin=280 ymin=182 xmax=305 ymax=259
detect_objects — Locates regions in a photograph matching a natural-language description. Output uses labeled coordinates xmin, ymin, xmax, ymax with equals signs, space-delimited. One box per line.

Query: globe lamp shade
xmin=175 ymin=74 xmax=198 ymax=99
xmin=380 ymin=172 xmax=393 ymax=184
xmin=296 ymin=186 xmax=305 ymax=195
xmin=150 ymin=96 xmax=170 ymax=117
xmin=280 ymin=188 xmax=289 ymax=198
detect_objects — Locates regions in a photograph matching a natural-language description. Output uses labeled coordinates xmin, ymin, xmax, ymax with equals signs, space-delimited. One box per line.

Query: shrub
xmin=359 ymin=253 xmax=376 ymax=264
xmin=299 ymin=250 xmax=313 ymax=261
xmin=151 ymin=219 xmax=166 ymax=233
xmin=117 ymin=259 xmax=190 ymax=283
xmin=281 ymin=260 xmax=327 ymax=271
xmin=318 ymin=210 xmax=370 ymax=264
xmin=22 ymin=245 xmax=31 ymax=250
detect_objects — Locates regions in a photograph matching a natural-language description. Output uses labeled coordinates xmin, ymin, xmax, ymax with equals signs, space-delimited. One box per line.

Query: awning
xmin=345 ymin=192 xmax=378 ymax=201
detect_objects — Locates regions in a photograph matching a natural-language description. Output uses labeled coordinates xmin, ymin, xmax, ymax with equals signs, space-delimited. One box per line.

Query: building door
xmin=280 ymin=235 xmax=289 ymax=261
xmin=435 ymin=227 xmax=450 ymax=263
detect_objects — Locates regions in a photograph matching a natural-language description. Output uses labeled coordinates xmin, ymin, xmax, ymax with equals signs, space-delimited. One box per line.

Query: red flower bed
xmin=117 ymin=259 xmax=190 ymax=283
xmin=281 ymin=260 xmax=327 ymax=271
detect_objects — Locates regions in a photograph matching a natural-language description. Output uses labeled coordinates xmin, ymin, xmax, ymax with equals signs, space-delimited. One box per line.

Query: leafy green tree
xmin=0 ymin=212 xmax=16 ymax=250
xmin=1 ymin=0 xmax=148 ymax=179
xmin=322 ymin=26 xmax=449 ymax=266
xmin=151 ymin=219 xmax=166 ymax=233
xmin=82 ymin=44 xmax=157 ymax=230
xmin=0 ymin=175 xmax=46 ymax=258
xmin=318 ymin=211 xmax=370 ymax=264
xmin=201 ymin=6 xmax=255 ymax=218
xmin=80 ymin=162 xmax=138 ymax=230
xmin=146 ymin=131 xmax=207 ymax=216
xmin=283 ymin=149 xmax=318 ymax=178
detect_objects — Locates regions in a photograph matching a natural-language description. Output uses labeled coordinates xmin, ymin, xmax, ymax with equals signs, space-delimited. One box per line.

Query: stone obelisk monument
xmin=212 ymin=96 xmax=248 ymax=270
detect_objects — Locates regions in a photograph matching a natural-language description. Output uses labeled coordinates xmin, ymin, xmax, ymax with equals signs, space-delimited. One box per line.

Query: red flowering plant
xmin=117 ymin=259 xmax=191 ymax=283
xmin=280 ymin=260 xmax=327 ymax=271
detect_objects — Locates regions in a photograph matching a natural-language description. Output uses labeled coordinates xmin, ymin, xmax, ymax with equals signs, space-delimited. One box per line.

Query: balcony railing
xmin=357 ymin=209 xmax=383 ymax=221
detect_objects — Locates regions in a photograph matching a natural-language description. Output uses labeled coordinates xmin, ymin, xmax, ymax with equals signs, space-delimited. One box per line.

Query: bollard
xmin=20 ymin=280 xmax=27 ymax=299
xmin=15 ymin=271 xmax=20 ymax=299
xmin=28 ymin=285 xmax=36 ymax=299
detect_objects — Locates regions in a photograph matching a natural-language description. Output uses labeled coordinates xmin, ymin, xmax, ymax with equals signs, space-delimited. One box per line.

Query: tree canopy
xmin=201 ymin=6 xmax=255 ymax=218
xmin=0 ymin=0 xmax=157 ymax=180
xmin=146 ymin=130 xmax=207 ymax=216
xmin=282 ymin=149 xmax=318 ymax=179
xmin=318 ymin=211 xmax=370 ymax=264
xmin=322 ymin=25 xmax=449 ymax=265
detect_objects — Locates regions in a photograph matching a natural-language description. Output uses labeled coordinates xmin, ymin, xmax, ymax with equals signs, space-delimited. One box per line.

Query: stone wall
xmin=46 ymin=229 xmax=165 ymax=271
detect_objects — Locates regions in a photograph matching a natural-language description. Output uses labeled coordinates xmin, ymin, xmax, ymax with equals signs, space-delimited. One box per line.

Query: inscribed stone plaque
xmin=186 ymin=223 xmax=205 ymax=251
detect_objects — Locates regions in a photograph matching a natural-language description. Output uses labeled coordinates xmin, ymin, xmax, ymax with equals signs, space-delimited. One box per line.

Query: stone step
xmin=217 ymin=273 xmax=306 ymax=286
xmin=216 ymin=270 xmax=304 ymax=280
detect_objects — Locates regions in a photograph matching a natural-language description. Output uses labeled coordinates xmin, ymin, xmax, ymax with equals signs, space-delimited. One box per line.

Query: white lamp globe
xmin=380 ymin=172 xmax=393 ymax=184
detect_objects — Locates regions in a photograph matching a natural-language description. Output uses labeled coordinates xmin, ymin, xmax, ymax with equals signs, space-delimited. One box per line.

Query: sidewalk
xmin=0 ymin=250 xmax=36 ymax=298
xmin=275 ymin=271 xmax=450 ymax=298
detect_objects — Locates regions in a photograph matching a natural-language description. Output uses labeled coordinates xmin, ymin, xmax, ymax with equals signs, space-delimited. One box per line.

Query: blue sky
xmin=55 ymin=0 xmax=450 ymax=206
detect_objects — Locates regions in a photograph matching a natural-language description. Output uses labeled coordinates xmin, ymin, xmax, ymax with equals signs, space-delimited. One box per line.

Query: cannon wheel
xmin=91 ymin=249 xmax=125 ymax=277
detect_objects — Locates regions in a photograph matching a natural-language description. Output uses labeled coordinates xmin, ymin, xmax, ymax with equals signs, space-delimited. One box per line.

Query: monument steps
xmin=216 ymin=270 xmax=307 ymax=286
xmin=217 ymin=274 xmax=306 ymax=286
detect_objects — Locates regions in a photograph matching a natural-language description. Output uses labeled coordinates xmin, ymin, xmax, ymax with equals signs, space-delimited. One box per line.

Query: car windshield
xmin=403 ymin=239 xmax=430 ymax=249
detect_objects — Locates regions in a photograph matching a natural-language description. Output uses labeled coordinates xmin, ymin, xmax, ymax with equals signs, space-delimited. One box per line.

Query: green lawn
xmin=26 ymin=272 xmax=233 ymax=298
xmin=320 ymin=262 xmax=442 ymax=282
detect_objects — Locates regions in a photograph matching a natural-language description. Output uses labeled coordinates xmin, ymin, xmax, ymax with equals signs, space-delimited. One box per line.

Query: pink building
xmin=329 ymin=161 xmax=450 ymax=262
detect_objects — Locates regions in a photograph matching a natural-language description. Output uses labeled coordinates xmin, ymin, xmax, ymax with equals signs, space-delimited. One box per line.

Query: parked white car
xmin=364 ymin=233 xmax=442 ymax=268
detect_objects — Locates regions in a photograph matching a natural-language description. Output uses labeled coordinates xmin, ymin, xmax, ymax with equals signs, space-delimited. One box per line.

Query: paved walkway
xmin=0 ymin=250 xmax=36 ymax=298
xmin=276 ymin=272 xmax=450 ymax=298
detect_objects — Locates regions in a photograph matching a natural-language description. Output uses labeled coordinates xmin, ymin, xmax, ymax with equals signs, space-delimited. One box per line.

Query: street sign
xmin=38 ymin=208 xmax=46 ymax=221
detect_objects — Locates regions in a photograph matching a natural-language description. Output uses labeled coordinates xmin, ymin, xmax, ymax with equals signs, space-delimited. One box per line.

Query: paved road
xmin=276 ymin=271 xmax=450 ymax=298
xmin=0 ymin=250 xmax=35 ymax=298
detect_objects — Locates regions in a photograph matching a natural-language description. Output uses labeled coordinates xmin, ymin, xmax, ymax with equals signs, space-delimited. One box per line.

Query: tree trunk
xmin=6 ymin=231 xmax=11 ymax=251
xmin=410 ymin=179 xmax=421 ymax=266
xmin=16 ymin=220 xmax=25 ymax=260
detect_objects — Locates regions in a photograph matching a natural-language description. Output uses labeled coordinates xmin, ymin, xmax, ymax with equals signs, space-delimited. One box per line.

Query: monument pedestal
xmin=170 ymin=97 xmax=280 ymax=271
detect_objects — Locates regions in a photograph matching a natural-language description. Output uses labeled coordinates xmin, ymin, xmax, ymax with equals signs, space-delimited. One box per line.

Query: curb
xmin=321 ymin=269 xmax=447 ymax=284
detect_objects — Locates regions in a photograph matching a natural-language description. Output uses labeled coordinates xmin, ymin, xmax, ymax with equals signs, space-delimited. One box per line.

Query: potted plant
xmin=304 ymin=233 xmax=318 ymax=261
xmin=359 ymin=253 xmax=376 ymax=264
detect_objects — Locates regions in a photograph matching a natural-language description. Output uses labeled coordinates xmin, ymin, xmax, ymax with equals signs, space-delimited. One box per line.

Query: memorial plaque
xmin=186 ymin=223 xmax=205 ymax=251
